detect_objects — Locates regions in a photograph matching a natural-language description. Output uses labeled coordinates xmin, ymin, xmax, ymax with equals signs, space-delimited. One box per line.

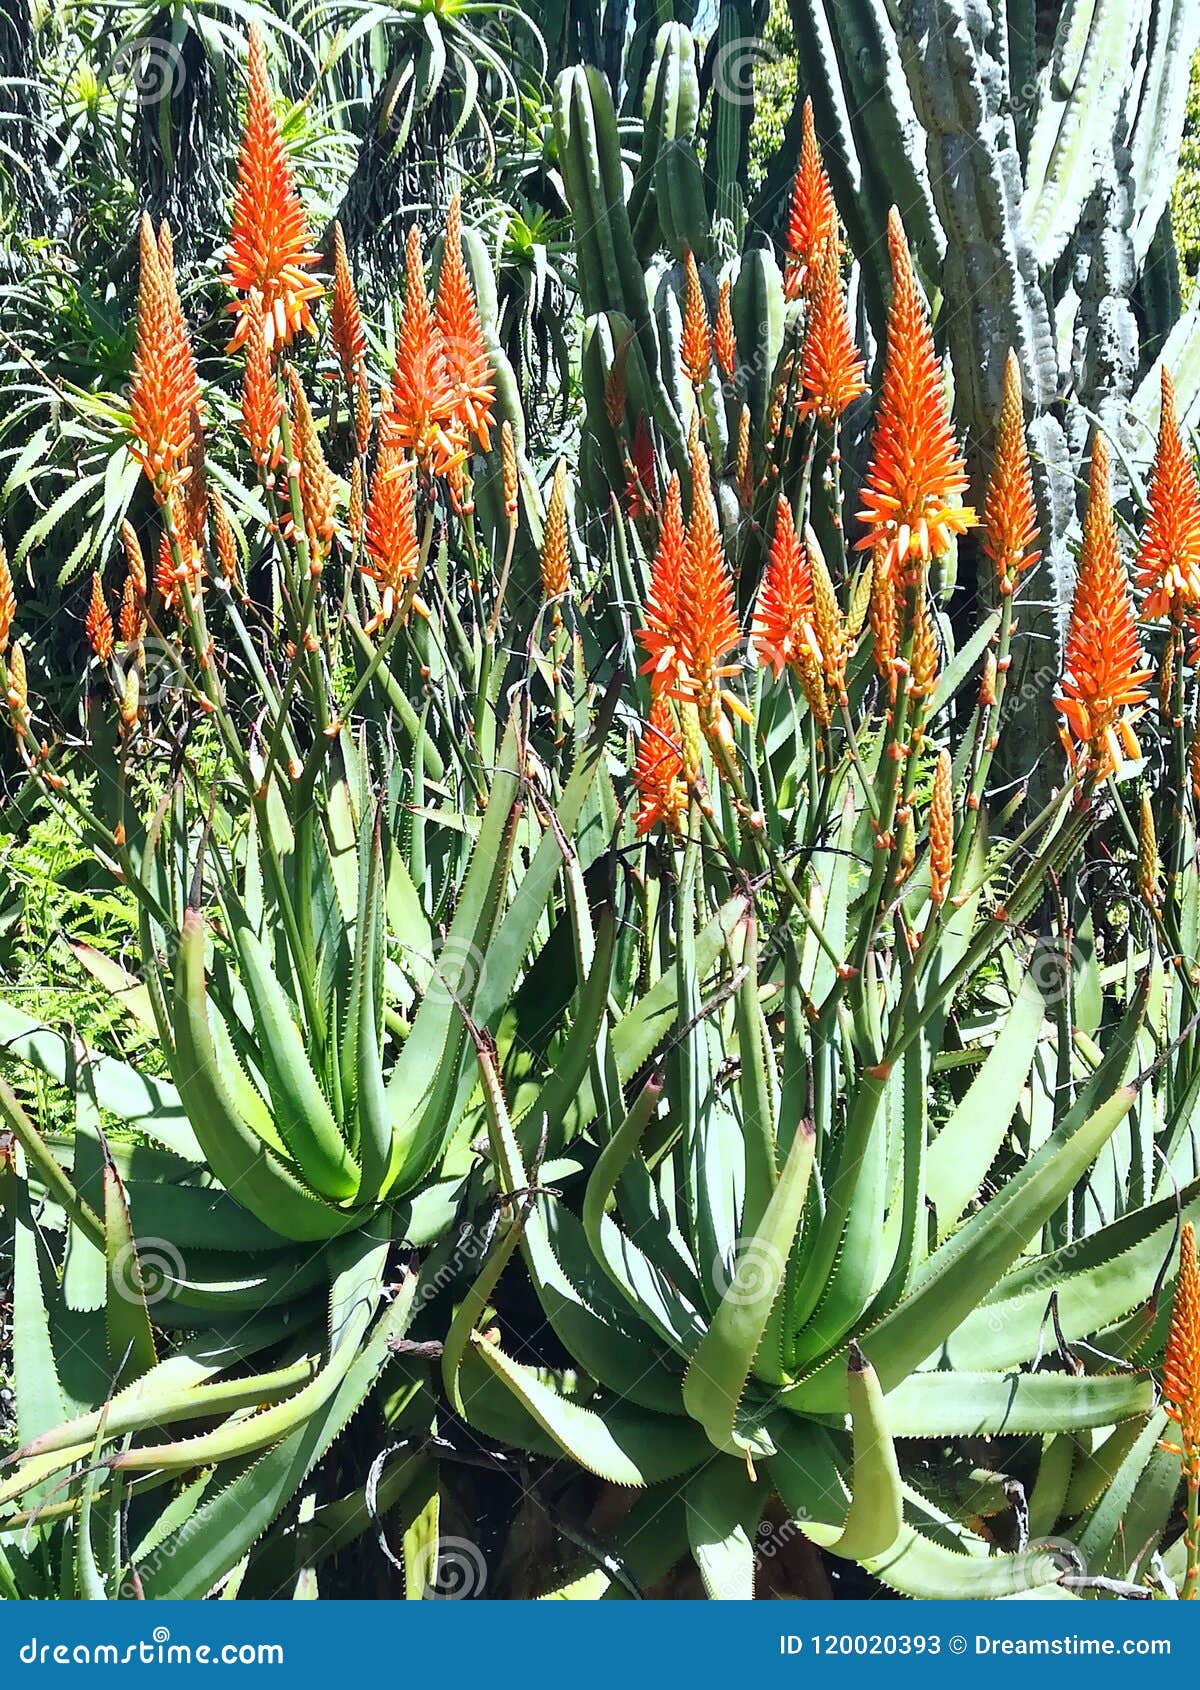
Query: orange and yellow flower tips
xmin=389 ymin=223 xmax=466 ymax=481
xmin=0 ymin=543 xmax=14 ymax=655
xmin=783 ymin=98 xmax=836 ymax=302
xmin=330 ymin=221 xmax=366 ymax=388
xmin=633 ymin=696 xmax=688 ymax=836
xmin=929 ymin=750 xmax=953 ymax=907
xmin=857 ymin=209 xmax=974 ymax=584
xmin=362 ymin=422 xmax=420 ymax=629
xmin=1138 ymin=791 xmax=1161 ymax=907
xmin=798 ymin=238 xmax=867 ymax=423
xmin=680 ymin=247 xmax=712 ymax=392
xmin=983 ymin=351 xmax=1040 ymax=596
xmin=284 ymin=366 xmax=337 ymax=558
xmin=224 ymin=26 xmax=322 ymax=353
xmin=637 ymin=471 xmax=687 ymax=694
xmin=436 ymin=195 xmax=496 ymax=453
xmin=677 ymin=429 xmax=746 ymax=746
xmin=210 ymin=489 xmax=239 ymax=587
xmin=501 ymin=420 xmax=518 ymax=524
xmin=735 ymin=405 xmax=753 ymax=508
xmin=1161 ymin=1221 xmax=1200 ymax=1598
xmin=1055 ymin=436 xmax=1151 ymax=784
xmin=753 ymin=498 xmax=827 ymax=720
xmin=120 ymin=520 xmax=146 ymax=604
xmin=714 ymin=277 xmax=737 ymax=381
xmin=156 ymin=222 xmax=203 ymax=430
xmin=118 ymin=575 xmax=144 ymax=647
xmin=84 ymin=573 xmax=114 ymax=663
xmin=1136 ymin=367 xmax=1200 ymax=621
xmin=129 ymin=213 xmax=195 ymax=501
xmin=240 ymin=292 xmax=284 ymax=470
xmin=157 ymin=488 xmax=204 ymax=612
xmin=7 ymin=642 xmax=29 ymax=739
xmin=540 ymin=461 xmax=570 ymax=616
xmin=908 ymin=593 xmax=939 ymax=701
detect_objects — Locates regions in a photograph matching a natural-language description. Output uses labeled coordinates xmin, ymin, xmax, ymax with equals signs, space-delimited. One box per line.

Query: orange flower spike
xmin=540 ymin=461 xmax=570 ymax=615
xmin=637 ymin=471 xmax=687 ymax=695
xmin=1161 ymin=1220 xmax=1200 ymax=1600
xmin=680 ymin=247 xmax=712 ymax=391
xmin=753 ymin=497 xmax=815 ymax=679
xmin=241 ymin=292 xmax=284 ymax=469
xmin=156 ymin=222 xmax=202 ymax=422
xmin=783 ymin=98 xmax=836 ymax=302
xmin=633 ymin=695 xmax=688 ymax=837
xmin=85 ymin=573 xmax=114 ymax=664
xmin=362 ymin=423 xmax=420 ymax=628
xmin=857 ymin=209 xmax=975 ymax=584
xmin=7 ymin=642 xmax=29 ymax=738
xmin=210 ymin=489 xmax=239 ymax=586
xmin=0 ymin=543 xmax=14 ymax=654
xmin=285 ymin=366 xmax=337 ymax=557
xmin=1136 ymin=367 xmax=1200 ymax=621
xmin=984 ymin=351 xmax=1040 ymax=595
xmin=1055 ymin=436 xmax=1152 ymax=783
xmin=129 ymin=213 xmax=195 ymax=500
xmin=677 ymin=428 xmax=746 ymax=744
xmin=1162 ymin=1222 xmax=1200 ymax=1477
xmin=120 ymin=520 xmax=147 ymax=603
xmin=118 ymin=576 xmax=143 ymax=647
xmin=435 ymin=195 xmax=496 ymax=452
xmin=714 ymin=276 xmax=737 ymax=381
xmin=330 ymin=220 xmax=366 ymax=387
xmin=798 ymin=238 xmax=867 ymax=422
xmin=224 ymin=26 xmax=323 ymax=353
xmin=390 ymin=223 xmax=466 ymax=480
xmin=501 ymin=420 xmax=518 ymax=524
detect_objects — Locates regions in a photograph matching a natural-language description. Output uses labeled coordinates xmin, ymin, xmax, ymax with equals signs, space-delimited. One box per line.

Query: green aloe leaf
xmin=681 ymin=1123 xmax=816 ymax=1455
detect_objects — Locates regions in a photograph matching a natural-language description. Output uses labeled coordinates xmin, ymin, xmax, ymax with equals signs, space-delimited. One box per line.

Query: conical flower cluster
xmin=435 ymin=195 xmax=495 ymax=453
xmin=1136 ymin=367 xmax=1200 ymax=621
xmin=753 ymin=498 xmax=827 ymax=721
xmin=857 ymin=209 xmax=974 ymax=585
xmin=389 ymin=224 xmax=467 ymax=482
xmin=798 ymin=239 xmax=866 ymax=422
xmin=783 ymin=99 xmax=836 ymax=302
xmin=632 ymin=696 xmax=687 ymax=836
xmin=362 ymin=420 xmax=420 ymax=629
xmin=129 ymin=214 xmax=197 ymax=502
xmin=223 ymin=26 xmax=322 ymax=353
xmin=1055 ymin=437 xmax=1151 ymax=783
xmin=983 ymin=351 xmax=1040 ymax=595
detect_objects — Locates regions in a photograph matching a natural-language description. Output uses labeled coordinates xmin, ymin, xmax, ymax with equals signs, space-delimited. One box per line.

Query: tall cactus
xmin=772 ymin=0 xmax=1200 ymax=769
